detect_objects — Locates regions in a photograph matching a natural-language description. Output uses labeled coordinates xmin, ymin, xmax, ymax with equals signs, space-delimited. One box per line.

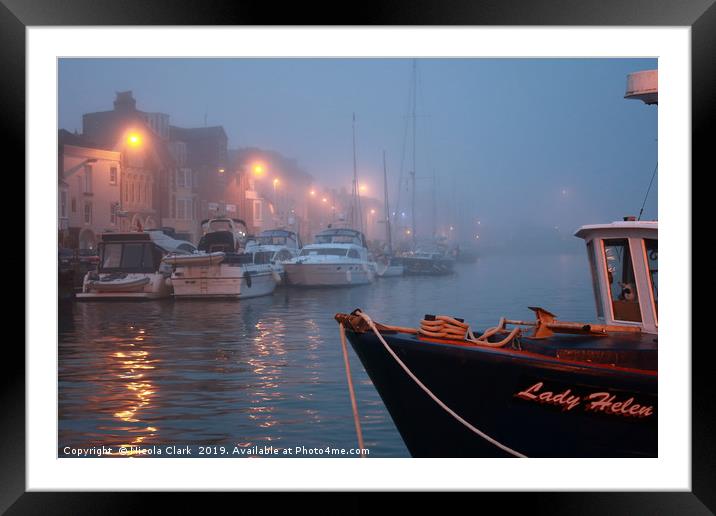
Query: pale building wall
xmin=62 ymin=144 xmax=122 ymax=249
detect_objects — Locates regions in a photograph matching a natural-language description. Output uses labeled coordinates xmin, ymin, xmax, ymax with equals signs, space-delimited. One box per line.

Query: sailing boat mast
xmin=410 ymin=59 xmax=417 ymax=246
xmin=351 ymin=113 xmax=364 ymax=233
xmin=383 ymin=150 xmax=393 ymax=254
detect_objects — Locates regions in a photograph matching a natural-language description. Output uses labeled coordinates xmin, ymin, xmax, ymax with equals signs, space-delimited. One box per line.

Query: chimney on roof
xmin=623 ymin=216 xmax=637 ymax=221
xmin=114 ymin=91 xmax=137 ymax=112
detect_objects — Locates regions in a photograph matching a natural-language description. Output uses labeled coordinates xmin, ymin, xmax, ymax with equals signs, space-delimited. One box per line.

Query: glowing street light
xmin=359 ymin=184 xmax=367 ymax=193
xmin=252 ymin=164 xmax=265 ymax=176
xmin=273 ymin=178 xmax=280 ymax=187
xmin=322 ymin=197 xmax=328 ymax=203
xmin=309 ymin=189 xmax=316 ymax=197
xmin=127 ymin=133 xmax=142 ymax=147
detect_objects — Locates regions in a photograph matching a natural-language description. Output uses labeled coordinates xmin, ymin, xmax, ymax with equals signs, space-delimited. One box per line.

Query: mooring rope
xmin=338 ymin=323 xmax=366 ymax=456
xmin=349 ymin=311 xmax=527 ymax=458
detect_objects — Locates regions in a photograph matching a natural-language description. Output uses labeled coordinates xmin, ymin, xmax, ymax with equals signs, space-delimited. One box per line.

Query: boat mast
xmin=432 ymin=168 xmax=437 ymax=240
xmin=383 ymin=150 xmax=393 ymax=254
xmin=352 ymin=113 xmax=364 ymax=233
xmin=410 ymin=59 xmax=417 ymax=246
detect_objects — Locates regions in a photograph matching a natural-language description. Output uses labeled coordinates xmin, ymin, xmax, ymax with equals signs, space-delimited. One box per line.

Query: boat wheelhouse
xmin=284 ymin=228 xmax=374 ymax=287
xmin=77 ymin=233 xmax=172 ymax=300
xmin=575 ymin=220 xmax=657 ymax=334
xmin=335 ymin=220 xmax=658 ymax=457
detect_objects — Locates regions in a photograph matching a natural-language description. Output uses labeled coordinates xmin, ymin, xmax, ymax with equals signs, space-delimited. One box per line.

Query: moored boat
xmin=168 ymin=251 xmax=278 ymax=299
xmin=400 ymin=246 xmax=455 ymax=275
xmin=77 ymin=233 xmax=173 ymax=300
xmin=336 ymin=220 xmax=658 ymax=457
xmin=244 ymin=229 xmax=302 ymax=282
xmin=284 ymin=228 xmax=374 ymax=287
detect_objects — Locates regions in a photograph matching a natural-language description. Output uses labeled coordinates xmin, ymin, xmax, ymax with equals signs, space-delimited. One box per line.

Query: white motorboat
xmin=244 ymin=229 xmax=302 ymax=282
xmin=77 ymin=233 xmax=173 ymax=300
xmin=168 ymin=251 xmax=278 ymax=299
xmin=284 ymin=228 xmax=375 ymax=287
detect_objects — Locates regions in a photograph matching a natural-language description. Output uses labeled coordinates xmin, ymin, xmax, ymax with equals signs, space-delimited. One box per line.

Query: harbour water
xmin=58 ymin=253 xmax=595 ymax=457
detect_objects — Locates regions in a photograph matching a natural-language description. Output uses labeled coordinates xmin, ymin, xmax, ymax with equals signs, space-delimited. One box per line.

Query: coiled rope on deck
xmin=339 ymin=311 xmax=527 ymax=458
xmin=420 ymin=314 xmax=522 ymax=348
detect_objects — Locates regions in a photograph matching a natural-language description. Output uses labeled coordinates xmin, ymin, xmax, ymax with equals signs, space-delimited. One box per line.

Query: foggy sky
xmin=59 ymin=58 xmax=658 ymax=248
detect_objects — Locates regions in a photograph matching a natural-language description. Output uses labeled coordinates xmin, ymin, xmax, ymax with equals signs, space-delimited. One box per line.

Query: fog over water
xmin=59 ymin=58 xmax=657 ymax=253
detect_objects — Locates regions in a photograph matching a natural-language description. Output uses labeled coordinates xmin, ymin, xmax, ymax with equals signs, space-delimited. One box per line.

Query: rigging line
xmin=393 ymin=69 xmax=414 ymax=230
xmin=637 ymin=162 xmax=658 ymax=221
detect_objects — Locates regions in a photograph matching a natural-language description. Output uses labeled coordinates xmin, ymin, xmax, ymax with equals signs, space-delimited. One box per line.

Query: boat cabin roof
xmin=575 ymin=220 xmax=657 ymax=239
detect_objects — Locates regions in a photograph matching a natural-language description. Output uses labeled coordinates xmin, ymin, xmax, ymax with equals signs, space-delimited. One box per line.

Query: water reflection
xmin=59 ymin=254 xmax=592 ymax=457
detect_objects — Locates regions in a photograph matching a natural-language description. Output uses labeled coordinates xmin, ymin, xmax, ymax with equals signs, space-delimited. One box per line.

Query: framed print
xmin=7 ymin=0 xmax=709 ymax=511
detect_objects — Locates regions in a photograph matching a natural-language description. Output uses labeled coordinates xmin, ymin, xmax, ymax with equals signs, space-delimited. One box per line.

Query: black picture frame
xmin=8 ymin=0 xmax=707 ymax=512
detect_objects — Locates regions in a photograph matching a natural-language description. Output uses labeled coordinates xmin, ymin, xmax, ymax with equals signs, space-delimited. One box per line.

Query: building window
xmin=110 ymin=203 xmax=117 ymax=225
xmin=71 ymin=197 xmax=77 ymax=213
xmin=109 ymin=166 xmax=118 ymax=185
xmin=84 ymin=202 xmax=92 ymax=224
xmin=60 ymin=191 xmax=67 ymax=218
xmin=176 ymin=198 xmax=193 ymax=220
xmin=254 ymin=200 xmax=262 ymax=222
xmin=84 ymin=165 xmax=92 ymax=193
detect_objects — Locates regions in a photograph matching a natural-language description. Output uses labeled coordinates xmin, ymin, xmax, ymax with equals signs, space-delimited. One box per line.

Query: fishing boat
xmin=284 ymin=228 xmax=374 ymax=287
xmin=336 ymin=220 xmax=658 ymax=457
xmin=77 ymin=233 xmax=173 ymax=300
xmin=244 ymin=229 xmax=303 ymax=282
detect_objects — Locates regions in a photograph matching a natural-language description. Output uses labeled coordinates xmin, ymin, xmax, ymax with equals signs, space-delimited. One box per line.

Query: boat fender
xmin=165 ymin=277 xmax=172 ymax=287
xmin=346 ymin=269 xmax=352 ymax=283
xmin=271 ymin=269 xmax=282 ymax=284
xmin=244 ymin=270 xmax=252 ymax=288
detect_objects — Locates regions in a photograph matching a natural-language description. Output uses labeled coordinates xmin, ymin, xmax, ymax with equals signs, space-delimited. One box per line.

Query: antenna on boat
xmin=637 ymin=162 xmax=658 ymax=221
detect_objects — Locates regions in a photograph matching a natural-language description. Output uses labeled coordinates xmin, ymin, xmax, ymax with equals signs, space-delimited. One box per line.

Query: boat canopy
xmin=198 ymin=231 xmax=237 ymax=253
xmin=574 ymin=220 xmax=657 ymax=334
xmin=314 ymin=228 xmax=367 ymax=248
xmin=97 ymin=239 xmax=163 ymax=273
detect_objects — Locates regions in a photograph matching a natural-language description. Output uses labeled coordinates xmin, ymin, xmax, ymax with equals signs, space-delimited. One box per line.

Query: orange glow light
xmin=127 ymin=133 xmax=141 ymax=147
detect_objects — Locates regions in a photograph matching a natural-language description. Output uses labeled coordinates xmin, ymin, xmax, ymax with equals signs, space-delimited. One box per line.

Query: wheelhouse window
xmin=644 ymin=239 xmax=658 ymax=319
xmin=347 ymin=249 xmax=360 ymax=259
xmin=586 ymin=240 xmax=604 ymax=318
xmin=603 ymin=238 xmax=641 ymax=322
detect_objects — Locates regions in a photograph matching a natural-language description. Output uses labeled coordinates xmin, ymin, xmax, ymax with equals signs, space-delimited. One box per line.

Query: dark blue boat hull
xmin=345 ymin=329 xmax=657 ymax=458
